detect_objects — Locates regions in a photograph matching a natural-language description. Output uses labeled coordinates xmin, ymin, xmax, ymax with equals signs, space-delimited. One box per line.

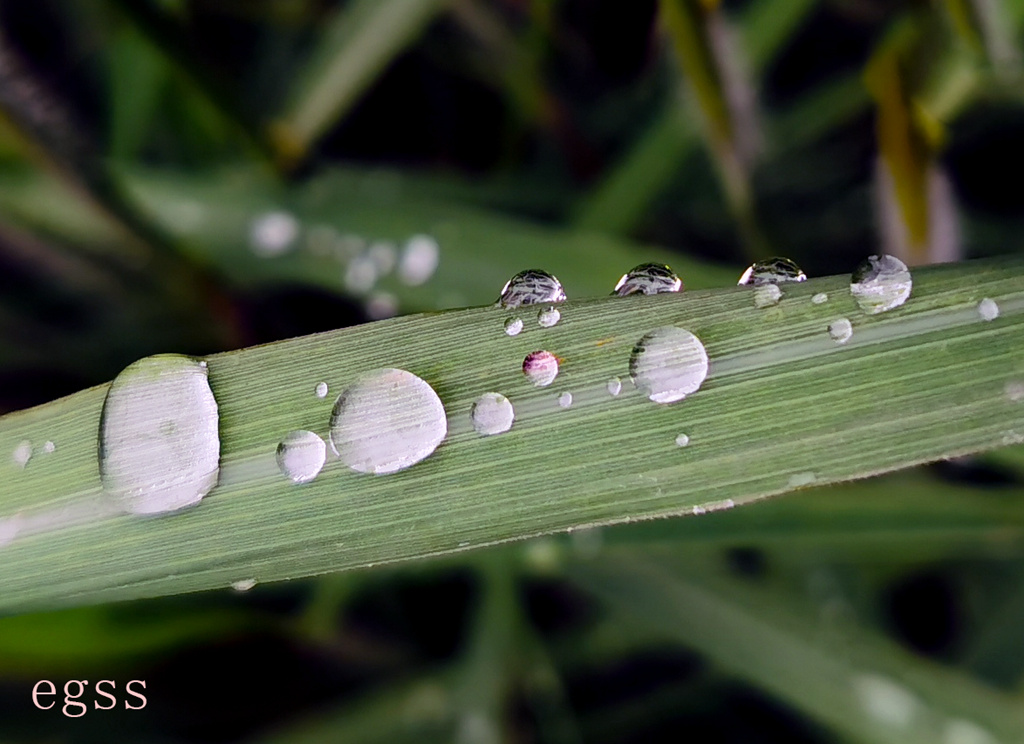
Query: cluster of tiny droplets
xmin=613 ymin=263 xmax=683 ymax=296
xmin=737 ymin=257 xmax=807 ymax=286
xmin=498 ymin=269 xmax=566 ymax=308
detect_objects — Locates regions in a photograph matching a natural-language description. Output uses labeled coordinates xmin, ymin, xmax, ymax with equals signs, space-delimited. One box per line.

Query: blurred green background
xmin=2 ymin=0 xmax=1024 ymax=742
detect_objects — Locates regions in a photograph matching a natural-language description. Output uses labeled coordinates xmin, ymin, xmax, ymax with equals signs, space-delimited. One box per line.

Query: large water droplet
xmin=329 ymin=368 xmax=447 ymax=474
xmin=828 ymin=318 xmax=853 ymax=344
xmin=613 ymin=263 xmax=682 ymax=296
xmin=629 ymin=327 xmax=709 ymax=404
xmin=498 ymin=269 xmax=566 ymax=308
xmin=503 ymin=317 xmax=524 ymax=336
xmin=738 ymin=257 xmax=807 ymax=286
xmin=849 ymin=255 xmax=912 ymax=314
xmin=522 ymin=351 xmax=560 ymax=387
xmin=471 ymin=393 xmax=515 ymax=436
xmin=978 ymin=298 xmax=1000 ymax=322
xmin=538 ymin=306 xmax=561 ymax=327
xmin=99 ymin=355 xmax=220 ymax=515
xmin=276 ymin=430 xmax=327 ymax=483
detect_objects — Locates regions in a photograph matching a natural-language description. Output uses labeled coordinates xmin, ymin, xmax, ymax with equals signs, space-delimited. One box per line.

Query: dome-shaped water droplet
xmin=629 ymin=327 xmax=709 ymax=404
xmin=558 ymin=392 xmax=573 ymax=408
xmin=811 ymin=292 xmax=829 ymax=305
xmin=978 ymin=298 xmax=1000 ymax=321
xmin=613 ymin=263 xmax=682 ymax=296
xmin=522 ymin=351 xmax=559 ymax=387
xmin=828 ymin=318 xmax=853 ymax=344
xmin=498 ymin=269 xmax=566 ymax=308
xmin=738 ymin=257 xmax=807 ymax=286
xmin=471 ymin=393 xmax=515 ymax=436
xmin=607 ymin=377 xmax=622 ymax=396
xmin=99 ymin=354 xmax=220 ymax=515
xmin=276 ymin=430 xmax=327 ymax=483
xmin=315 ymin=382 xmax=329 ymax=398
xmin=538 ymin=306 xmax=561 ymax=327
xmin=503 ymin=317 xmax=524 ymax=336
xmin=329 ymin=368 xmax=447 ymax=474
xmin=849 ymin=255 xmax=912 ymax=314
xmin=753 ymin=284 xmax=782 ymax=308
xmin=674 ymin=433 xmax=690 ymax=447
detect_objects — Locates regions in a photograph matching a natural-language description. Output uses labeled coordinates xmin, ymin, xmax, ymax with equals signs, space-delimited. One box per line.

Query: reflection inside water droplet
xmin=276 ymin=430 xmax=327 ymax=483
xmin=329 ymin=368 xmax=447 ymax=474
xmin=738 ymin=257 xmax=807 ymax=286
xmin=504 ymin=317 xmax=524 ymax=336
xmin=613 ymin=263 xmax=682 ymax=296
xmin=471 ymin=393 xmax=515 ymax=436
xmin=498 ymin=269 xmax=566 ymax=308
xmin=849 ymin=255 xmax=912 ymax=314
xmin=629 ymin=327 xmax=709 ymax=404
xmin=538 ymin=306 xmax=561 ymax=327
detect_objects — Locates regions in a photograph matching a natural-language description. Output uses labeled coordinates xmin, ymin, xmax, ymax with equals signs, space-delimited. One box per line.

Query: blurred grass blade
xmin=272 ymin=0 xmax=451 ymax=169
xmin=569 ymin=553 xmax=1024 ymax=744
xmin=0 ymin=258 xmax=1022 ymax=613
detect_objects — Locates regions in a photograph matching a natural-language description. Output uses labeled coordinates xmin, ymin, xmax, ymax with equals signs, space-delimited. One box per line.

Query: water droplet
xmin=276 ymin=430 xmax=327 ymax=484
xmin=503 ymin=317 xmax=524 ymax=336
xmin=42 ymin=440 xmax=55 ymax=454
xmin=849 ymin=254 xmax=912 ymax=314
xmin=812 ymin=292 xmax=829 ymax=304
xmin=12 ymin=440 xmax=31 ymax=468
xmin=523 ymin=351 xmax=559 ymax=387
xmin=1006 ymin=381 xmax=1024 ymax=403
xmin=398 ymin=234 xmax=440 ymax=286
xmin=607 ymin=378 xmax=622 ymax=396
xmin=231 ymin=578 xmax=257 ymax=592
xmin=674 ymin=433 xmax=690 ymax=447
xmin=329 ymin=368 xmax=447 ymax=474
xmin=852 ymin=674 xmax=921 ymax=728
xmin=498 ymin=269 xmax=566 ymax=308
xmin=344 ymin=254 xmax=378 ymax=293
xmin=249 ymin=211 xmax=299 ymax=257
xmin=99 ymin=355 xmax=220 ymax=515
xmin=692 ymin=505 xmax=707 ymax=515
xmin=828 ymin=318 xmax=853 ymax=344
xmin=367 ymin=241 xmax=397 ymax=275
xmin=315 ymin=382 xmax=329 ymax=399
xmin=738 ymin=257 xmax=807 ymax=286
xmin=629 ymin=327 xmax=709 ymax=404
xmin=753 ymin=284 xmax=782 ymax=308
xmin=613 ymin=263 xmax=682 ymax=296
xmin=366 ymin=291 xmax=399 ymax=319
xmin=470 ymin=393 xmax=515 ymax=436
xmin=977 ymin=298 xmax=999 ymax=322
xmin=557 ymin=392 xmax=573 ymax=408
xmin=538 ymin=306 xmax=561 ymax=327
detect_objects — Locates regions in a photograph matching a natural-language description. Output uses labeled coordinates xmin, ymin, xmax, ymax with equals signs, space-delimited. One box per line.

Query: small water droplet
xmin=12 ymin=440 xmax=31 ymax=468
xmin=470 ymin=393 xmax=515 ymax=436
xmin=849 ymin=254 xmax=912 ymax=314
xmin=344 ymin=254 xmax=378 ymax=293
xmin=558 ymin=391 xmax=573 ymax=408
xmin=753 ymin=284 xmax=782 ymax=308
xmin=523 ymin=351 xmax=559 ymax=387
xmin=498 ymin=269 xmax=566 ymax=308
xmin=276 ymin=430 xmax=327 ymax=484
xmin=503 ymin=317 xmax=524 ymax=336
xmin=692 ymin=505 xmax=707 ymax=515
xmin=613 ymin=262 xmax=682 ymax=296
xmin=249 ymin=211 xmax=300 ymax=257
xmin=607 ymin=377 xmax=622 ymax=396
xmin=99 ymin=355 xmax=220 ymax=515
xmin=1006 ymin=381 xmax=1024 ymax=402
xmin=538 ymin=306 xmax=561 ymax=327
xmin=398 ymin=234 xmax=440 ymax=286
xmin=828 ymin=318 xmax=853 ymax=344
xmin=231 ymin=578 xmax=257 ymax=592
xmin=315 ymin=382 xmax=329 ymax=399
xmin=367 ymin=241 xmax=397 ymax=275
xmin=977 ymin=298 xmax=1000 ymax=322
xmin=738 ymin=257 xmax=807 ymax=286
xmin=674 ymin=433 xmax=690 ymax=447
xmin=329 ymin=368 xmax=447 ymax=474
xmin=812 ymin=292 xmax=829 ymax=304
xmin=629 ymin=327 xmax=709 ymax=404
xmin=42 ymin=440 xmax=55 ymax=454
xmin=366 ymin=291 xmax=399 ymax=319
